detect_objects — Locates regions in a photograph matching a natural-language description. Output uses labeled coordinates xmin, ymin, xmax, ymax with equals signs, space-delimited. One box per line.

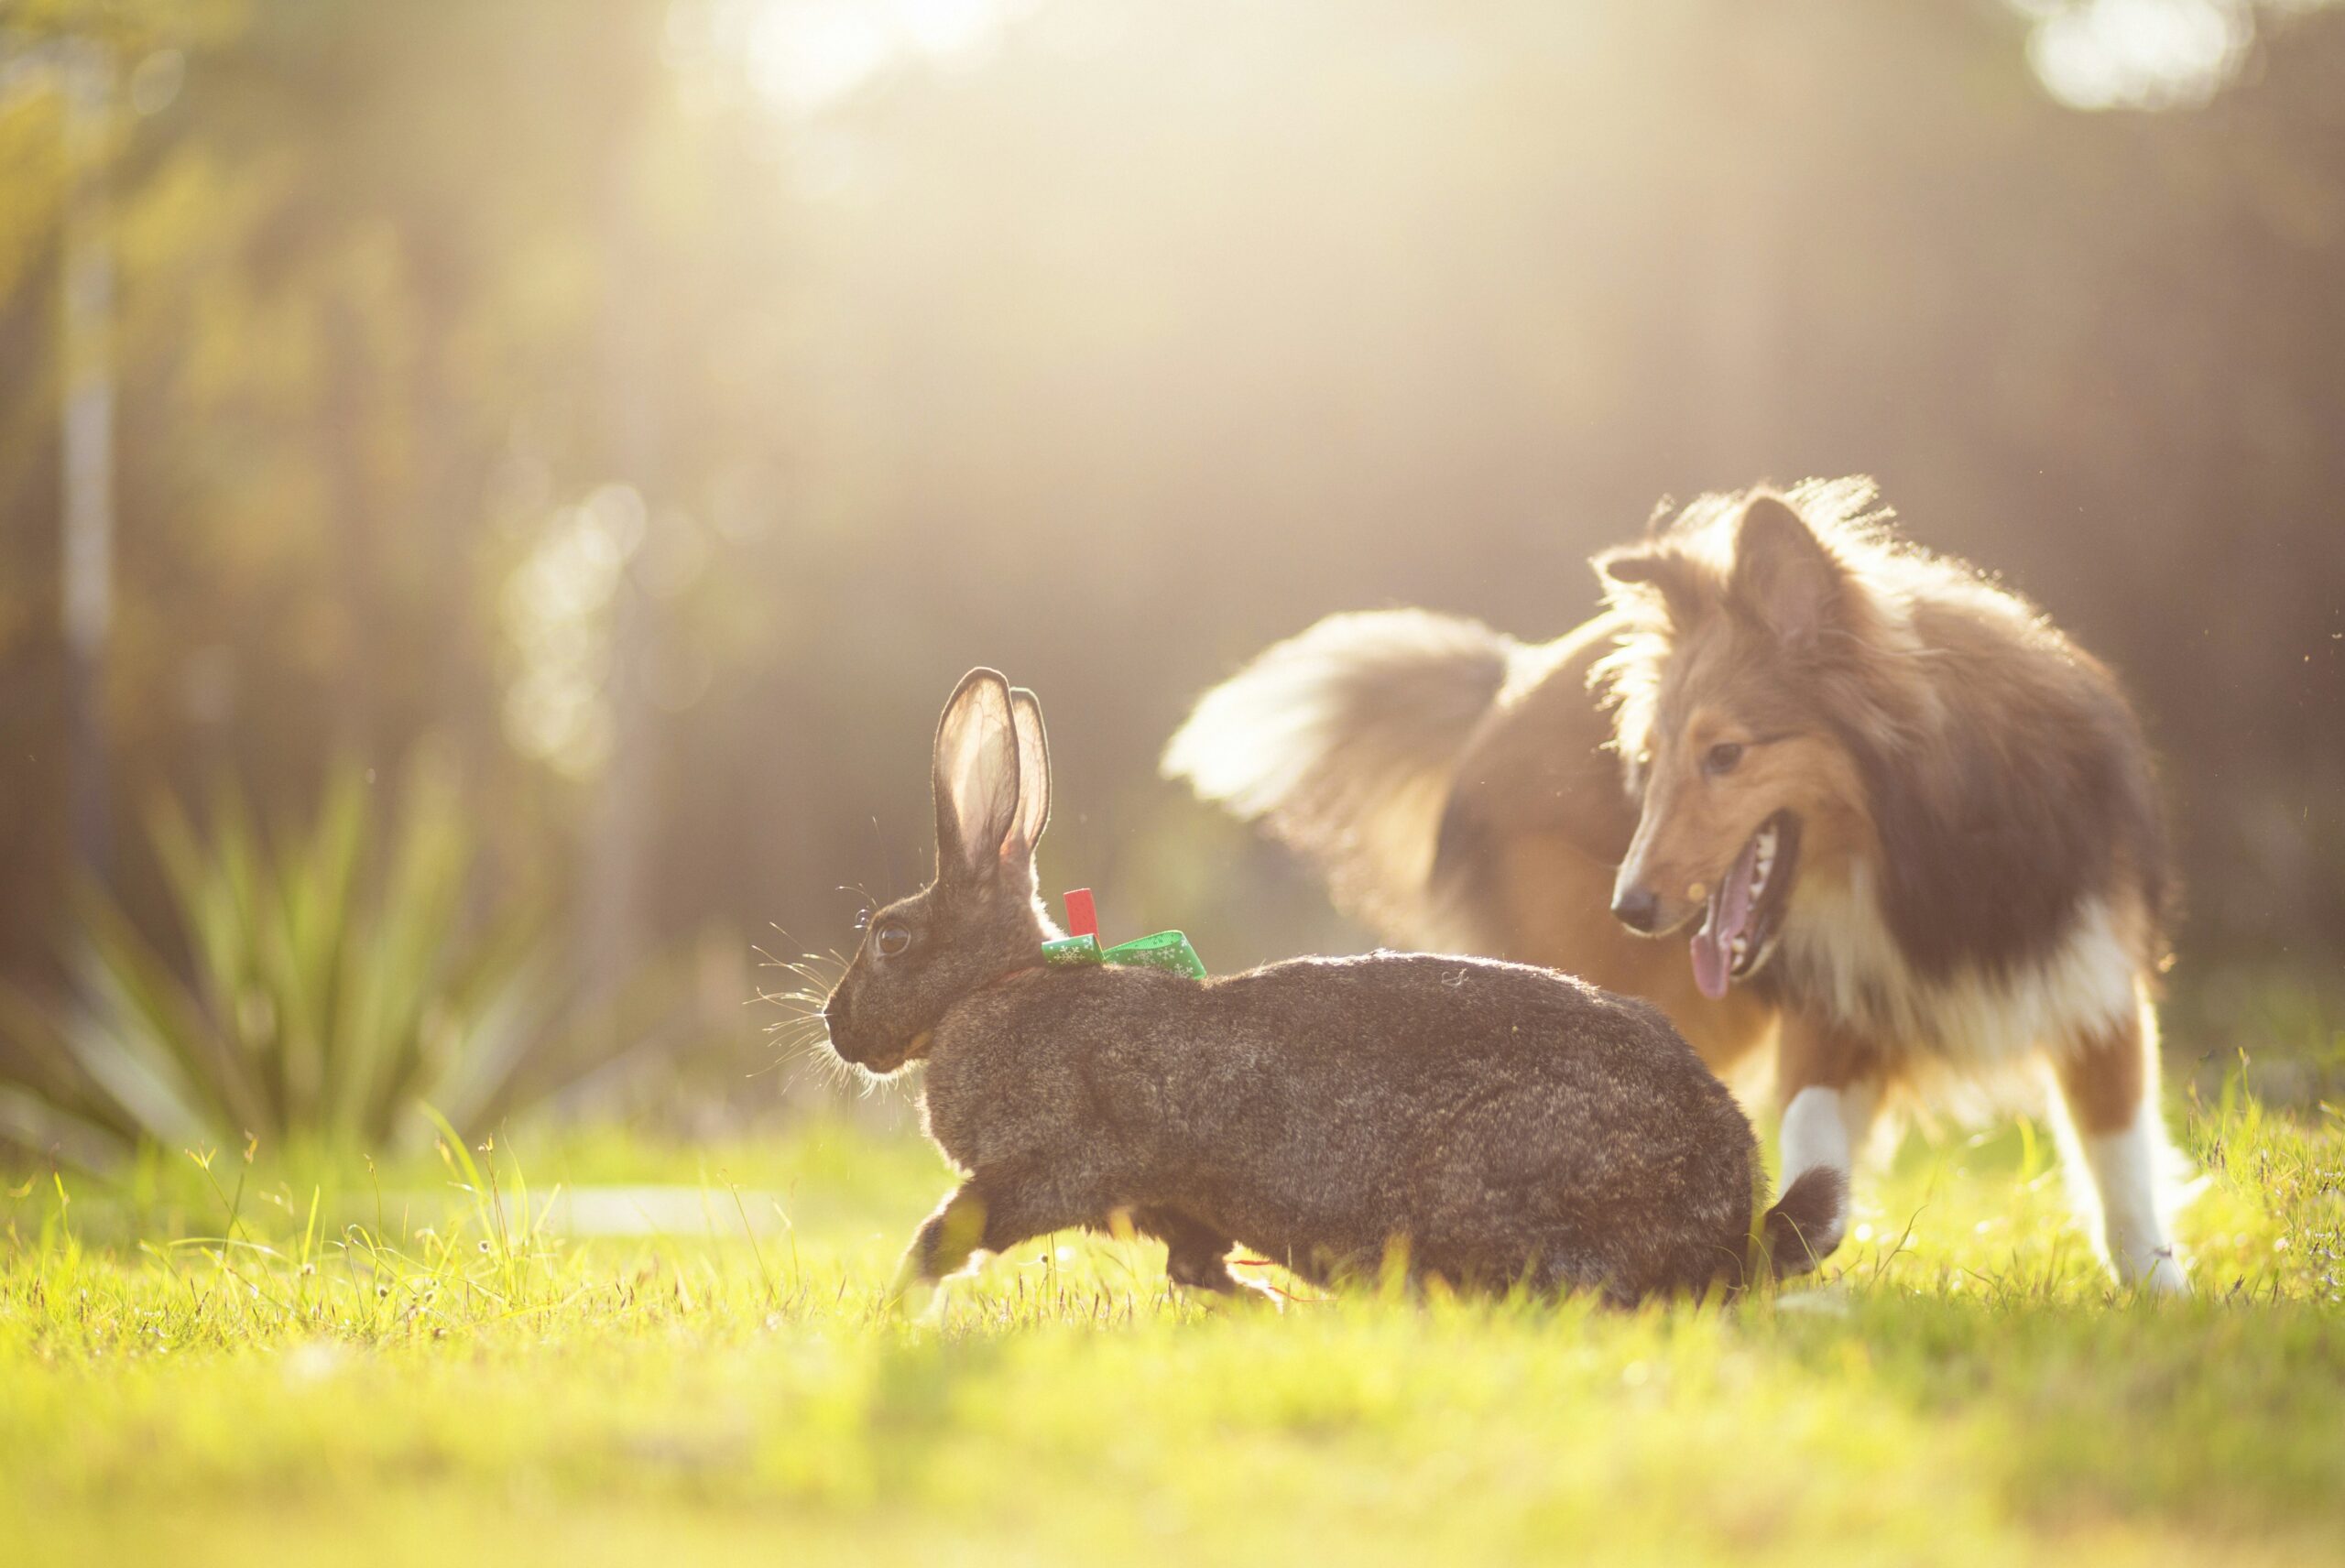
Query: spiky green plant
xmin=0 ymin=757 xmax=598 ymax=1168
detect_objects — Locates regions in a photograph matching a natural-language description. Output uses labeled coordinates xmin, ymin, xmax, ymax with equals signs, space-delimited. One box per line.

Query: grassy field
xmin=3 ymin=1074 xmax=2341 ymax=1567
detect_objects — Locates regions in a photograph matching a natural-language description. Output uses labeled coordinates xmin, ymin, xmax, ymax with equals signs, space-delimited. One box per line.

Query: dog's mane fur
xmin=1591 ymin=477 xmax=2171 ymax=996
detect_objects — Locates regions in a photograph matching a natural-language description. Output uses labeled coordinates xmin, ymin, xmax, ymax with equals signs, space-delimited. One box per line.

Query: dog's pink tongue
xmin=1689 ymin=834 xmax=1761 ymax=1002
xmin=1690 ymin=907 xmax=1730 ymax=1001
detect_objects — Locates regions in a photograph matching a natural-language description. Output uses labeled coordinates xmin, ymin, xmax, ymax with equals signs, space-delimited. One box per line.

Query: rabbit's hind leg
xmin=1525 ymin=1247 xmax=1642 ymax=1310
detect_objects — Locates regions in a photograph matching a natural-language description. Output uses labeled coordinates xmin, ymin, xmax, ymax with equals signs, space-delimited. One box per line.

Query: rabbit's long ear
xmin=933 ymin=670 xmax=1021 ymax=882
xmin=1006 ymin=687 xmax=1051 ymax=867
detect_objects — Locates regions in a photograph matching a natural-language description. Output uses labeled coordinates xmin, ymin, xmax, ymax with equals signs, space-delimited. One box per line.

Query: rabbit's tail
xmin=1761 ymin=1167 xmax=1848 ymax=1279
xmin=1162 ymin=610 xmax=1519 ymax=936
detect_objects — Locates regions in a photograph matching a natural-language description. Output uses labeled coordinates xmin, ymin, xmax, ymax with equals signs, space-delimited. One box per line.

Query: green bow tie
xmin=1041 ymin=929 xmax=1207 ymax=980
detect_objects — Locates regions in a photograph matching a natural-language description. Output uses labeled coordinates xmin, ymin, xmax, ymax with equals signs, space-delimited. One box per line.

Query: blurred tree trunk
xmin=60 ymin=36 xmax=114 ymax=881
xmin=580 ymin=146 xmax=660 ymax=1001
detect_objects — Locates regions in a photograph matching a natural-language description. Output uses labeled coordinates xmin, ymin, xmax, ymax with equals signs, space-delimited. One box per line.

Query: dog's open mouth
xmin=1689 ymin=811 xmax=1800 ymax=1000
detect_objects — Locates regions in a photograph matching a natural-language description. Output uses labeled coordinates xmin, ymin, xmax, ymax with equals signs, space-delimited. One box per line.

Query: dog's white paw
xmin=2121 ymin=1248 xmax=2190 ymax=1298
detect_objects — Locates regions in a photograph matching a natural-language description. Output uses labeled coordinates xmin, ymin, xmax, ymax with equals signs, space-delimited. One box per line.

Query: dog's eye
xmin=873 ymin=922 xmax=912 ymax=958
xmin=1703 ymin=742 xmax=1745 ymax=777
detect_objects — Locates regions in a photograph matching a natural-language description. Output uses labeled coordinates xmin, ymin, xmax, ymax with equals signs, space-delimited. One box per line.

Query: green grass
xmin=3 ymin=1083 xmax=2341 ymax=1567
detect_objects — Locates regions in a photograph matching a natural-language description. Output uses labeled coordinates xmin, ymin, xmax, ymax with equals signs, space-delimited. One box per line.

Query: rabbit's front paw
xmin=884 ymin=1275 xmax=945 ymax=1325
xmin=895 ymin=1183 xmax=991 ymax=1290
xmin=881 ymin=1257 xmax=927 ymax=1312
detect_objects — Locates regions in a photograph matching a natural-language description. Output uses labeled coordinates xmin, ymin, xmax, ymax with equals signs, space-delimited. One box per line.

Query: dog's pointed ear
xmin=1729 ymin=493 xmax=1843 ymax=648
xmin=933 ymin=669 xmax=1021 ymax=883
xmin=1005 ymin=686 xmax=1051 ymax=877
xmin=1595 ymin=543 xmax=1707 ymax=627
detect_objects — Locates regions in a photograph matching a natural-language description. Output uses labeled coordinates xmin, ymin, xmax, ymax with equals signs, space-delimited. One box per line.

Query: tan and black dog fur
xmin=1166 ymin=478 xmax=2187 ymax=1290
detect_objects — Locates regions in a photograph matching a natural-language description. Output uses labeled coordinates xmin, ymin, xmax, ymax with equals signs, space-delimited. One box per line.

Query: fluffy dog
xmin=1165 ymin=478 xmax=2187 ymax=1291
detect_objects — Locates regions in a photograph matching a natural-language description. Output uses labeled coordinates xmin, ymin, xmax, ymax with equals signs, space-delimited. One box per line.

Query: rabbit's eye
xmin=873 ymin=922 xmax=912 ymax=958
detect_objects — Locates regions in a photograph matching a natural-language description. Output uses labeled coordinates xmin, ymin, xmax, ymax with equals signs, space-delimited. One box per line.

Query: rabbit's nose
xmin=1610 ymin=887 xmax=1663 ymax=934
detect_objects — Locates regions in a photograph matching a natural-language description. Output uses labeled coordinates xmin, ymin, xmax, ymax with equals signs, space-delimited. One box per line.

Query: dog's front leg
xmin=2052 ymin=988 xmax=2189 ymax=1295
xmin=1774 ymin=1009 xmax=1881 ymax=1262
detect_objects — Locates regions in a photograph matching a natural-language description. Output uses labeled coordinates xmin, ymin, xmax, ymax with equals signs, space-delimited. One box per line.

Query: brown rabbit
xmin=821 ymin=670 xmax=1841 ymax=1305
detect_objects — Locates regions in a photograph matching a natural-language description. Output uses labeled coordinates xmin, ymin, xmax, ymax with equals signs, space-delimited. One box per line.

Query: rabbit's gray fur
xmin=823 ymin=670 xmax=1840 ymax=1304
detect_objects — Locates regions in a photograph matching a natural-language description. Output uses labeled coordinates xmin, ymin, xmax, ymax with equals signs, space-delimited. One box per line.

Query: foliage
xmin=3 ymin=0 xmax=2343 ymax=996
xmin=0 ymin=759 xmax=606 ymax=1167
xmin=1 ymin=1087 xmax=2341 ymax=1565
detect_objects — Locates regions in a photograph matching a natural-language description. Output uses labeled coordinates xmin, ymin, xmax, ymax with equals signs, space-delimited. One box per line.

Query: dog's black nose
xmin=1611 ymin=887 xmax=1662 ymax=934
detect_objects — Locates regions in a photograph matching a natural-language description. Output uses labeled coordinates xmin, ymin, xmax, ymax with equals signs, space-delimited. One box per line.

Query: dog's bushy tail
xmin=1761 ymin=1167 xmax=1847 ymax=1279
xmin=1162 ymin=610 xmax=1519 ymax=938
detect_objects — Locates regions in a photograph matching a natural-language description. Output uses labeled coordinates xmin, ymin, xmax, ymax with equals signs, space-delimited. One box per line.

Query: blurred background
xmin=2 ymin=0 xmax=2340 ymax=1165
